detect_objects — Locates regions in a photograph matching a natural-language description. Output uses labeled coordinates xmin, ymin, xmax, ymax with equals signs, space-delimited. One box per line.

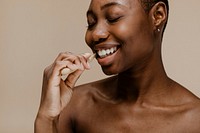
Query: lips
xmin=97 ymin=46 xmax=118 ymax=58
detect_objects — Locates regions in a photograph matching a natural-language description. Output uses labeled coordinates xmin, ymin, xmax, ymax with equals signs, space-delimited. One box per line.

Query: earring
xmin=157 ymin=28 xmax=161 ymax=32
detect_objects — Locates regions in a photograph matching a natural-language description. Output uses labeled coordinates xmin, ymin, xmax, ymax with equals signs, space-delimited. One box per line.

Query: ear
xmin=150 ymin=2 xmax=168 ymax=31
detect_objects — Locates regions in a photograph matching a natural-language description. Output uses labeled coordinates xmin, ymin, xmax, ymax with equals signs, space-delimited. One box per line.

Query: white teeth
xmin=98 ymin=51 xmax=103 ymax=56
xmin=102 ymin=50 xmax=106 ymax=56
xmin=97 ymin=46 xmax=118 ymax=58
xmin=110 ymin=48 xmax=114 ymax=54
xmin=106 ymin=49 xmax=111 ymax=54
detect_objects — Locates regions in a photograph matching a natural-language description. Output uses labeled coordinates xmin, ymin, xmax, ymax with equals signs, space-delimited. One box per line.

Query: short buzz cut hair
xmin=140 ymin=0 xmax=169 ymax=13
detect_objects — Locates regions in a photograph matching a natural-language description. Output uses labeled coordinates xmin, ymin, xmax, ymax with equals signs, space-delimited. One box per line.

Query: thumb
xmin=82 ymin=53 xmax=92 ymax=60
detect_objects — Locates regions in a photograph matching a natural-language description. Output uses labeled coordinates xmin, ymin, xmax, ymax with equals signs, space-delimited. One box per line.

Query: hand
xmin=36 ymin=52 xmax=91 ymax=120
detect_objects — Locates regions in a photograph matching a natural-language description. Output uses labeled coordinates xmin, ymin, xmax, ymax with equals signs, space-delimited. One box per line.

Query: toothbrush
xmin=61 ymin=53 xmax=96 ymax=80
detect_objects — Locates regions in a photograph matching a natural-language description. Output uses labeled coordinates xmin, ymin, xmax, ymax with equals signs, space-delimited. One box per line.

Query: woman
xmin=35 ymin=0 xmax=200 ymax=132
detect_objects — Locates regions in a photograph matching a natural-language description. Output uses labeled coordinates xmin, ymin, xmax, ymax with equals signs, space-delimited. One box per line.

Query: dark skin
xmin=35 ymin=0 xmax=200 ymax=133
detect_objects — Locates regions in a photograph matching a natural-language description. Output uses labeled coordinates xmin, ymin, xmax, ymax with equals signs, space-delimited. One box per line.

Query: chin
xmin=101 ymin=66 xmax=119 ymax=76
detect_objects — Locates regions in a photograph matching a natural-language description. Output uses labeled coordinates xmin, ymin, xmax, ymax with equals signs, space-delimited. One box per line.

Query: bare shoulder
xmin=63 ymin=76 xmax=116 ymax=112
xmin=185 ymin=93 xmax=200 ymax=118
xmin=176 ymin=82 xmax=200 ymax=111
xmin=71 ymin=76 xmax=116 ymax=103
xmin=175 ymin=83 xmax=200 ymax=129
xmin=186 ymin=91 xmax=200 ymax=120
xmin=58 ymin=77 xmax=115 ymax=131
xmin=183 ymin=96 xmax=200 ymax=130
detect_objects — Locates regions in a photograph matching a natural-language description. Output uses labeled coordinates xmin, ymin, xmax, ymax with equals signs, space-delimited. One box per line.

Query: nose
xmin=92 ymin=22 xmax=109 ymax=44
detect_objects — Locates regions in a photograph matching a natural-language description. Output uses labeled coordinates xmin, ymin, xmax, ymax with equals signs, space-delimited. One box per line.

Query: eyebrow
xmin=87 ymin=2 xmax=125 ymax=16
xmin=101 ymin=2 xmax=124 ymax=10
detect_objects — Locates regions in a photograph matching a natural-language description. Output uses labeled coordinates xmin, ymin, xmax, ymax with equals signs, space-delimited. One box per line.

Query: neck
xmin=115 ymin=46 xmax=172 ymax=103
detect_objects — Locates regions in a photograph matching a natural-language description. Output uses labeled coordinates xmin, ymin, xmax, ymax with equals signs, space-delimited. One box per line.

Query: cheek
xmin=112 ymin=20 xmax=154 ymax=66
xmin=111 ymin=18 xmax=140 ymax=46
xmin=113 ymin=18 xmax=153 ymax=50
xmin=111 ymin=23 xmax=131 ymax=41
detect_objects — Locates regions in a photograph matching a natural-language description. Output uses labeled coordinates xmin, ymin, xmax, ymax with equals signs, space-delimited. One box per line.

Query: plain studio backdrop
xmin=0 ymin=0 xmax=199 ymax=132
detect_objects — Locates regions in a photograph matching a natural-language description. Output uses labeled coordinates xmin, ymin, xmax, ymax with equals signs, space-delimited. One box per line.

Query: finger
xmin=77 ymin=55 xmax=90 ymax=70
xmin=77 ymin=53 xmax=94 ymax=70
xmin=51 ymin=60 xmax=77 ymax=82
xmin=55 ymin=52 xmax=70 ymax=62
xmin=55 ymin=52 xmax=77 ymax=62
xmin=60 ymin=63 xmax=80 ymax=81
xmin=64 ymin=69 xmax=84 ymax=88
xmin=61 ymin=55 xmax=84 ymax=76
xmin=81 ymin=53 xmax=96 ymax=68
xmin=52 ymin=60 xmax=70 ymax=76
xmin=61 ymin=60 xmax=84 ymax=81
xmin=63 ymin=53 xmax=95 ymax=85
xmin=62 ymin=55 xmax=83 ymax=70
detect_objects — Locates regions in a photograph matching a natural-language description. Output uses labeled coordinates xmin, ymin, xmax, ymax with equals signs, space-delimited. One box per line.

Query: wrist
xmin=34 ymin=113 xmax=59 ymax=133
xmin=36 ymin=110 xmax=58 ymax=122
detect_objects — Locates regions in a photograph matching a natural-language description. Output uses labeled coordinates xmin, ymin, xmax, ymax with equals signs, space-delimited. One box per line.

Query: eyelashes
xmin=86 ymin=16 xmax=122 ymax=30
xmin=107 ymin=16 xmax=121 ymax=24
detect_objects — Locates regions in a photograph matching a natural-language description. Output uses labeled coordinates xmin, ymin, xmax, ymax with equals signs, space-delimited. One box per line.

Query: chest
xmin=74 ymin=104 xmax=194 ymax=133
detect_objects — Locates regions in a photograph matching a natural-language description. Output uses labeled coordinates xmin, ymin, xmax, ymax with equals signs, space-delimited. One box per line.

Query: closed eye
xmin=107 ymin=16 xmax=122 ymax=24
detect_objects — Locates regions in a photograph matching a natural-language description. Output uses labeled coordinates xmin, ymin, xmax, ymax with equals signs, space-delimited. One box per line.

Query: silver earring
xmin=157 ymin=28 xmax=161 ymax=32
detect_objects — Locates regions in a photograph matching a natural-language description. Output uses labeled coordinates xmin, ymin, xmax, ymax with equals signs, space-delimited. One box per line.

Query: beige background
xmin=0 ymin=0 xmax=199 ymax=132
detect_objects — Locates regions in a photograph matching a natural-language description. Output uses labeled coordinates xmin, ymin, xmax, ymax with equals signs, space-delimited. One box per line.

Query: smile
xmin=97 ymin=46 xmax=118 ymax=58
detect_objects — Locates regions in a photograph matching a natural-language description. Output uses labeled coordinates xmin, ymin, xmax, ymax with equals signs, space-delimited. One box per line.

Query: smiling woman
xmin=34 ymin=0 xmax=200 ymax=133
xmin=85 ymin=0 xmax=161 ymax=75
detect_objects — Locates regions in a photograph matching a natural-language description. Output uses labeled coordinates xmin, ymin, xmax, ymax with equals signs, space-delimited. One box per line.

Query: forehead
xmin=88 ymin=0 xmax=137 ymax=10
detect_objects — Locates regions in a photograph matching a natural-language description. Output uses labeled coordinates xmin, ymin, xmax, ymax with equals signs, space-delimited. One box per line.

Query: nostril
xmin=99 ymin=38 xmax=106 ymax=42
xmin=94 ymin=38 xmax=107 ymax=45
xmin=92 ymin=25 xmax=109 ymax=44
